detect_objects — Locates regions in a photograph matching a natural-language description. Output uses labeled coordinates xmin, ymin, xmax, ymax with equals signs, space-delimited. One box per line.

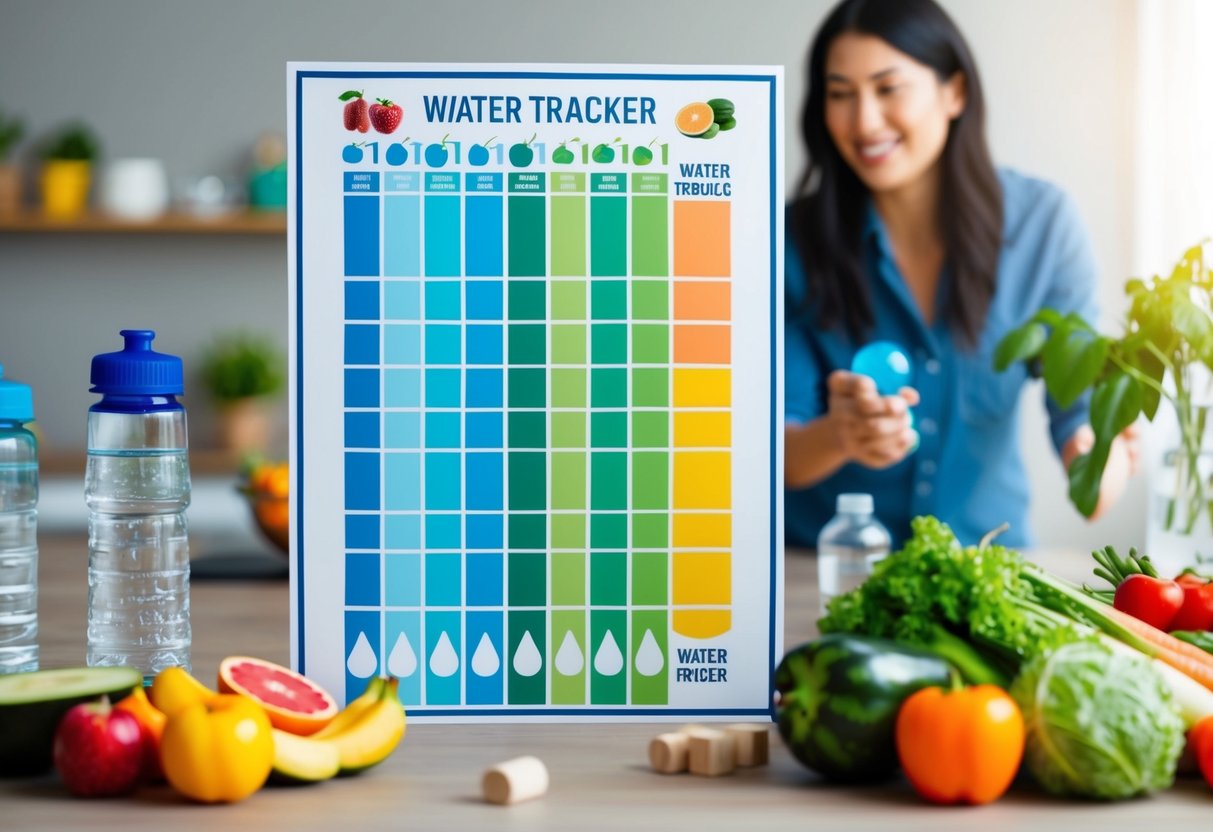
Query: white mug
xmin=101 ymin=158 xmax=170 ymax=220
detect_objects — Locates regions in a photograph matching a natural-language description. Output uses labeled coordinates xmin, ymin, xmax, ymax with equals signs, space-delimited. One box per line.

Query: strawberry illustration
xmin=369 ymin=98 xmax=403 ymax=134
xmin=340 ymin=90 xmax=369 ymax=133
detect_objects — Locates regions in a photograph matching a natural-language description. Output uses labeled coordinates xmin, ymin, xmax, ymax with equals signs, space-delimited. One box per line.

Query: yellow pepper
xmin=160 ymin=693 xmax=274 ymax=803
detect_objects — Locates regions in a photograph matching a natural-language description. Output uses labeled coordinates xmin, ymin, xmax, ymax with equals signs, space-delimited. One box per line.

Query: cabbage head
xmin=1011 ymin=639 xmax=1184 ymax=800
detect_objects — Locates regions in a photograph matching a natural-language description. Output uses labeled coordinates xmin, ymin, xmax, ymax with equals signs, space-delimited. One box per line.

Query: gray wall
xmin=0 ymin=0 xmax=1142 ymax=550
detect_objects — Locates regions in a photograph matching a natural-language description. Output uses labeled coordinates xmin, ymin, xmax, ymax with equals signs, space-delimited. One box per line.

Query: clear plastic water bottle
xmin=86 ymin=330 xmax=191 ymax=680
xmin=0 ymin=365 xmax=38 ymax=673
xmin=817 ymin=493 xmax=890 ymax=613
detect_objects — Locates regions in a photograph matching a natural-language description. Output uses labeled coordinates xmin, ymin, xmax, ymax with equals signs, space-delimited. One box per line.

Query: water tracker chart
xmin=289 ymin=63 xmax=783 ymax=718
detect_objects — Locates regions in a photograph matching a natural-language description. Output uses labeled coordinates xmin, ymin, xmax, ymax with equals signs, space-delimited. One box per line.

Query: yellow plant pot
xmin=40 ymin=160 xmax=92 ymax=219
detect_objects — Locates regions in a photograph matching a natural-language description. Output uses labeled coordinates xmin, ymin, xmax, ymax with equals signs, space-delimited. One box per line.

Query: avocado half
xmin=0 ymin=666 xmax=142 ymax=776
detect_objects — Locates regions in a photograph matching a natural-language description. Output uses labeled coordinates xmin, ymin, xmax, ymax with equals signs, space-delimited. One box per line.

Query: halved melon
xmin=675 ymin=102 xmax=716 ymax=136
xmin=218 ymin=656 xmax=338 ymax=736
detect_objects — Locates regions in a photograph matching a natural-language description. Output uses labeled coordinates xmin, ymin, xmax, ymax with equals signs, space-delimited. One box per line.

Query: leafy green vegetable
xmin=818 ymin=517 xmax=1180 ymax=683
xmin=1011 ymin=639 xmax=1184 ymax=799
xmin=819 ymin=517 xmax=1070 ymax=684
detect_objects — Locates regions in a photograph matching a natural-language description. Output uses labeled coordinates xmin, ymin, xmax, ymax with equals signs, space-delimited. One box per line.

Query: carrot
xmin=1100 ymin=603 xmax=1213 ymax=692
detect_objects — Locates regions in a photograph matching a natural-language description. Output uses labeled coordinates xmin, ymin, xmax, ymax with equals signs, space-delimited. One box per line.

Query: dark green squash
xmin=773 ymin=634 xmax=954 ymax=782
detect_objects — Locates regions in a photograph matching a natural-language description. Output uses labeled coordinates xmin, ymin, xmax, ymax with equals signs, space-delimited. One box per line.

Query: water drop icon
xmin=635 ymin=629 xmax=664 ymax=677
xmin=471 ymin=633 xmax=501 ymax=677
xmin=594 ymin=630 xmax=624 ymax=676
xmin=346 ymin=631 xmax=378 ymax=678
xmin=429 ymin=631 xmax=459 ymax=678
xmin=387 ymin=632 xmax=418 ymax=678
xmin=513 ymin=630 xmax=543 ymax=677
xmin=554 ymin=631 xmax=584 ymax=676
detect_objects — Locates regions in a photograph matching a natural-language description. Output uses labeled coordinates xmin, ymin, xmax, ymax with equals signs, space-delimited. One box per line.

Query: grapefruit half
xmin=217 ymin=656 xmax=338 ymax=736
xmin=675 ymin=102 xmax=715 ymax=136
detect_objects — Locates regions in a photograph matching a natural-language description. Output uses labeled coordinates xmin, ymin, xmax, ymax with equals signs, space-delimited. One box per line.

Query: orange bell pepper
xmin=895 ymin=684 xmax=1025 ymax=805
xmin=114 ymin=686 xmax=168 ymax=780
xmin=160 ymin=693 xmax=274 ymax=803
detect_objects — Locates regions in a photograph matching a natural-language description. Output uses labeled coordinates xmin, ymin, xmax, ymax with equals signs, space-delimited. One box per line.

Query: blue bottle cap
xmin=90 ymin=330 xmax=184 ymax=396
xmin=851 ymin=341 xmax=913 ymax=395
xmin=0 ymin=364 xmax=34 ymax=422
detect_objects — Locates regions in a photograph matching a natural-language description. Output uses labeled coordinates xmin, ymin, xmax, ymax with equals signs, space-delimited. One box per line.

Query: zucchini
xmin=0 ymin=666 xmax=142 ymax=776
xmin=773 ymin=634 xmax=954 ymax=782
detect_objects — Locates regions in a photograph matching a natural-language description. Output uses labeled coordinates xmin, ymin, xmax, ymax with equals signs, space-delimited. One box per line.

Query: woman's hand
xmin=1063 ymin=422 xmax=1142 ymax=520
xmin=826 ymin=370 xmax=920 ymax=469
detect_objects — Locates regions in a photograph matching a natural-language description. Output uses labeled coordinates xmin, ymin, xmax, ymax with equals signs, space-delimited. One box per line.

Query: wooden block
xmin=482 ymin=755 xmax=549 ymax=805
xmin=726 ymin=724 xmax=770 ymax=767
xmin=649 ymin=732 xmax=690 ymax=774
xmin=686 ymin=728 xmax=736 ymax=777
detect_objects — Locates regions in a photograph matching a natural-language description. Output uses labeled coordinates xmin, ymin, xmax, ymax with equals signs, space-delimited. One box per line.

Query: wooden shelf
xmin=0 ymin=210 xmax=286 ymax=235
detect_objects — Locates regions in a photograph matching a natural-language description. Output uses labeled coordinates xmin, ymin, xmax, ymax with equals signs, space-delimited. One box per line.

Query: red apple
xmin=53 ymin=697 xmax=144 ymax=797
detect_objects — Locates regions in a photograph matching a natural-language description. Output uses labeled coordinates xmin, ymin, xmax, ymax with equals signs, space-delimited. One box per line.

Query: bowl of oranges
xmin=239 ymin=458 xmax=289 ymax=555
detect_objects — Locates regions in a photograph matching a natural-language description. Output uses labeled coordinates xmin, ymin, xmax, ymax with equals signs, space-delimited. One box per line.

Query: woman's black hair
xmin=790 ymin=0 xmax=1002 ymax=347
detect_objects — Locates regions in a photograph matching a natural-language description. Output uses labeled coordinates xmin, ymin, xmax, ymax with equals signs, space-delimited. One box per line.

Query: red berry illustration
xmin=340 ymin=90 xmax=369 ymax=133
xmin=369 ymin=98 xmax=403 ymax=135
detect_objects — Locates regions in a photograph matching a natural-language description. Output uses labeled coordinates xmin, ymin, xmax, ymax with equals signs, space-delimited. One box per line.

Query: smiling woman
xmin=782 ymin=0 xmax=1138 ymax=549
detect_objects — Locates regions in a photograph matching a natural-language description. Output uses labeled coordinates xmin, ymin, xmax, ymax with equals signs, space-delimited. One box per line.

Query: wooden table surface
xmin=7 ymin=534 xmax=1213 ymax=831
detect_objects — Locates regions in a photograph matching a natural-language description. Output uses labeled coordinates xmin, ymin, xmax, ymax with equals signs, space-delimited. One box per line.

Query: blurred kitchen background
xmin=0 ymin=0 xmax=1210 ymax=555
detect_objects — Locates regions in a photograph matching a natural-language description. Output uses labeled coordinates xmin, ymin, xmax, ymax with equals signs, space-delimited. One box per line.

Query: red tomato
xmin=1113 ymin=574 xmax=1184 ymax=631
xmin=1170 ymin=579 xmax=1213 ymax=632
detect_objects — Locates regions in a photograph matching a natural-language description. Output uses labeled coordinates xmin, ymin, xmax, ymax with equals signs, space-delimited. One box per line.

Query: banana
xmin=312 ymin=676 xmax=385 ymax=739
xmin=266 ymin=677 xmax=402 ymax=784
xmin=324 ymin=676 xmax=406 ymax=774
xmin=270 ymin=728 xmax=340 ymax=784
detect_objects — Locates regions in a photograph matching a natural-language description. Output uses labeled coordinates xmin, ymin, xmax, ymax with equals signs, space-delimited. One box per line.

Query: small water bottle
xmin=817 ymin=493 xmax=890 ymax=613
xmin=86 ymin=330 xmax=191 ymax=680
xmin=0 ymin=365 xmax=38 ymax=673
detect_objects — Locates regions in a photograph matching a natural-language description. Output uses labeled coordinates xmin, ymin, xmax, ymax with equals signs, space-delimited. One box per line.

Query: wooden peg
xmin=482 ymin=755 xmax=549 ymax=805
xmin=649 ymin=732 xmax=690 ymax=773
xmin=726 ymin=724 xmax=770 ymax=767
xmin=686 ymin=728 xmax=736 ymax=777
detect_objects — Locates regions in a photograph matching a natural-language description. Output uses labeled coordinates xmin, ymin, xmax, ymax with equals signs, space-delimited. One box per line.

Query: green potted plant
xmin=995 ymin=239 xmax=1212 ymax=569
xmin=199 ymin=331 xmax=285 ymax=454
xmin=39 ymin=122 xmax=100 ymax=219
xmin=0 ymin=109 xmax=25 ymax=215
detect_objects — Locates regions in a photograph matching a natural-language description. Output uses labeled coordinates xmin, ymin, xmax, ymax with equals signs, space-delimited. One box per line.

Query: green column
xmin=509 ymin=173 xmax=546 ymax=276
xmin=590 ymin=174 xmax=626 ymax=276
xmin=590 ymin=609 xmax=627 ymax=705
xmin=551 ymin=172 xmax=586 ymax=276
xmin=631 ymin=609 xmax=668 ymax=705
xmin=552 ymin=609 xmax=586 ymax=705
xmin=508 ymin=610 xmax=546 ymax=704
xmin=631 ymin=173 xmax=668 ymax=277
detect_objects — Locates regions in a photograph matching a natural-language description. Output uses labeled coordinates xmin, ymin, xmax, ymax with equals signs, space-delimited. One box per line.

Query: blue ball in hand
xmin=851 ymin=341 xmax=913 ymax=395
